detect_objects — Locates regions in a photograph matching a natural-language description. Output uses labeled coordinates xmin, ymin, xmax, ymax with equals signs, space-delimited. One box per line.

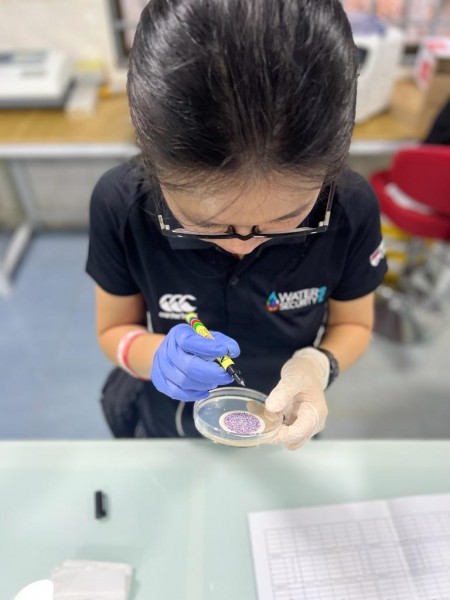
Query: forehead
xmin=161 ymin=174 xmax=322 ymax=224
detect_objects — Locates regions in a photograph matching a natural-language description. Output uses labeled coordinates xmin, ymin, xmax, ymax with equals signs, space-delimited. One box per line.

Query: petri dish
xmin=194 ymin=387 xmax=283 ymax=447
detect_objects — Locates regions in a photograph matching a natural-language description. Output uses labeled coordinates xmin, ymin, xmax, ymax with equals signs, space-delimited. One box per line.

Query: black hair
xmin=127 ymin=0 xmax=358 ymax=192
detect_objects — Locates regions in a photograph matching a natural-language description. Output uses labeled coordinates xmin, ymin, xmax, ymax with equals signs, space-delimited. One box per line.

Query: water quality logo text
xmin=266 ymin=286 xmax=327 ymax=311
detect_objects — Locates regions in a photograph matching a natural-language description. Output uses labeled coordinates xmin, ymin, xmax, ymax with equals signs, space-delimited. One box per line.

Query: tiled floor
xmin=1 ymin=231 xmax=449 ymax=440
xmin=0 ymin=231 xmax=111 ymax=439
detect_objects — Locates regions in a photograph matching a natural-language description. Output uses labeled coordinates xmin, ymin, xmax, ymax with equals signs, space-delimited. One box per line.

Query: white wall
xmin=0 ymin=0 xmax=122 ymax=85
xmin=0 ymin=0 xmax=126 ymax=225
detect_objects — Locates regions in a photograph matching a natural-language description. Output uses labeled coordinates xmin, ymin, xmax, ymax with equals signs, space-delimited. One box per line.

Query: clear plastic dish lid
xmin=194 ymin=387 xmax=283 ymax=447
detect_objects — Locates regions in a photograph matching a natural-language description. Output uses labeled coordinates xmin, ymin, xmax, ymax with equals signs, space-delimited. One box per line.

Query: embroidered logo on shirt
xmin=266 ymin=291 xmax=281 ymax=312
xmin=266 ymin=287 xmax=327 ymax=312
xmin=158 ymin=294 xmax=197 ymax=320
xmin=370 ymin=240 xmax=386 ymax=267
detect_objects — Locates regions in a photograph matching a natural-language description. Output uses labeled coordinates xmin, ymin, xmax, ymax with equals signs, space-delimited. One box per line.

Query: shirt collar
xmin=166 ymin=236 xmax=215 ymax=250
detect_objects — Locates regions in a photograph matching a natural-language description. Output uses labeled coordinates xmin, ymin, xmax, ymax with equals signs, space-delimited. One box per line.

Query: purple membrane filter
xmin=219 ymin=410 xmax=265 ymax=435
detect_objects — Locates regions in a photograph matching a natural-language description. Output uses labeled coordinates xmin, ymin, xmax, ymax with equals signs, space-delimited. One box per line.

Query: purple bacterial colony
xmin=222 ymin=411 xmax=263 ymax=435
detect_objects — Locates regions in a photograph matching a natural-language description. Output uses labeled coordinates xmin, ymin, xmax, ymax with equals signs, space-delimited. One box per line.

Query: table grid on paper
xmin=264 ymin=511 xmax=450 ymax=600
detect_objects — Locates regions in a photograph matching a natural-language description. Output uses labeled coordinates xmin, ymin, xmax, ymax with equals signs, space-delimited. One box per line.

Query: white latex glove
xmin=265 ymin=347 xmax=330 ymax=451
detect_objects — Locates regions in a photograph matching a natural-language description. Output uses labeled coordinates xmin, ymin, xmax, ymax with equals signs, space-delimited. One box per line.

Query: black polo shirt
xmin=86 ymin=160 xmax=387 ymax=399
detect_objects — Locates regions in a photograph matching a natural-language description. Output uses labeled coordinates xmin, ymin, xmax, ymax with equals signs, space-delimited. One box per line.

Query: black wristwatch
xmin=317 ymin=347 xmax=340 ymax=388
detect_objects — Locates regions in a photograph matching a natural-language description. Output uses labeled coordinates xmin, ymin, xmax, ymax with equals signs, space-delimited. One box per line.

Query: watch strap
xmin=316 ymin=347 xmax=340 ymax=388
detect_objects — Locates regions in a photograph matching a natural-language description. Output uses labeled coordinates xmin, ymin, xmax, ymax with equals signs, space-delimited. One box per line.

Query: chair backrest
xmin=390 ymin=145 xmax=450 ymax=216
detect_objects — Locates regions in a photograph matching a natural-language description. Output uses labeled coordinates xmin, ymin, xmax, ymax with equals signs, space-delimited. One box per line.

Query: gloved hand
xmin=265 ymin=347 xmax=330 ymax=451
xmin=151 ymin=324 xmax=240 ymax=401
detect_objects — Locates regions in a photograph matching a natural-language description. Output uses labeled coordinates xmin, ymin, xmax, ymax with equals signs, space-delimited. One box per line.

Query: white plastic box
xmin=354 ymin=26 xmax=404 ymax=123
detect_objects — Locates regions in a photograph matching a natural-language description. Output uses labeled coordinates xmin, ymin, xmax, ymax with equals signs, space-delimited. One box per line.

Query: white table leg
xmin=0 ymin=159 xmax=39 ymax=296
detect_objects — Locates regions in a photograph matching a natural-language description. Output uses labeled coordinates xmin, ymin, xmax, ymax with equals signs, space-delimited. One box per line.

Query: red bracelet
xmin=116 ymin=330 xmax=147 ymax=379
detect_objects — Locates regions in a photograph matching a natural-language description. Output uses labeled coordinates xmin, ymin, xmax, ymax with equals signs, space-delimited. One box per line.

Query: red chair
xmin=370 ymin=145 xmax=450 ymax=240
xmin=370 ymin=145 xmax=450 ymax=342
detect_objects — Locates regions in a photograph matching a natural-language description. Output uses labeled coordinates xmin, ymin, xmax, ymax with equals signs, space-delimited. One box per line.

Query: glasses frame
xmin=157 ymin=182 xmax=336 ymax=241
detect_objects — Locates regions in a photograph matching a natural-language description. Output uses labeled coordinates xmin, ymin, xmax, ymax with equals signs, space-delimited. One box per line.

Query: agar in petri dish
xmin=194 ymin=387 xmax=282 ymax=447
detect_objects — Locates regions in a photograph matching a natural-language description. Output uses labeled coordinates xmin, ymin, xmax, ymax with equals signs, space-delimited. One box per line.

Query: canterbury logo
xmin=158 ymin=294 xmax=197 ymax=320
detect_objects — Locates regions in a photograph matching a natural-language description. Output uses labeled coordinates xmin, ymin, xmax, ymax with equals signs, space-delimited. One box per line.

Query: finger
xmin=209 ymin=331 xmax=241 ymax=358
xmin=294 ymin=401 xmax=322 ymax=437
xmin=151 ymin=355 xmax=208 ymax=400
xmin=245 ymin=401 xmax=282 ymax=429
xmin=265 ymin=380 xmax=292 ymax=413
xmin=176 ymin=325 xmax=241 ymax=359
xmin=162 ymin=347 xmax=233 ymax=389
xmin=271 ymin=424 xmax=311 ymax=449
xmin=167 ymin=329 xmax=232 ymax=384
xmin=286 ymin=439 xmax=310 ymax=451
xmin=282 ymin=410 xmax=298 ymax=426
xmin=176 ymin=350 xmax=234 ymax=387
xmin=159 ymin=377 xmax=211 ymax=402
xmin=178 ymin=327 xmax=229 ymax=359
xmin=273 ymin=401 xmax=321 ymax=447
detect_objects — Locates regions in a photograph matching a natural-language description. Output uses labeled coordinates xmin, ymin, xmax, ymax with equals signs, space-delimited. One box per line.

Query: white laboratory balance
xmin=0 ymin=49 xmax=73 ymax=108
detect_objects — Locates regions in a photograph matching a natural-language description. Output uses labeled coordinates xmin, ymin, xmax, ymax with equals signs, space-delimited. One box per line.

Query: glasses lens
xmin=160 ymin=183 xmax=334 ymax=240
xmin=169 ymin=225 xmax=322 ymax=239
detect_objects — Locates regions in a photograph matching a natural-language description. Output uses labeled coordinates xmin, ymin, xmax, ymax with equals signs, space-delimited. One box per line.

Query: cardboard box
xmin=390 ymin=76 xmax=450 ymax=138
xmin=391 ymin=37 xmax=450 ymax=135
xmin=415 ymin=37 xmax=450 ymax=90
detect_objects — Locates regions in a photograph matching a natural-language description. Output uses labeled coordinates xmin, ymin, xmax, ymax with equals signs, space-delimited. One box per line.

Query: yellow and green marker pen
xmin=185 ymin=312 xmax=246 ymax=387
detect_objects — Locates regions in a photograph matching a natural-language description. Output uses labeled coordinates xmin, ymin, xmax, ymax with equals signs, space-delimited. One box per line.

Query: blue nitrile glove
xmin=151 ymin=324 xmax=241 ymax=401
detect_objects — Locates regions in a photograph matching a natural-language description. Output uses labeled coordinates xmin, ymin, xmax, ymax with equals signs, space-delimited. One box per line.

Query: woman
xmin=86 ymin=0 xmax=387 ymax=449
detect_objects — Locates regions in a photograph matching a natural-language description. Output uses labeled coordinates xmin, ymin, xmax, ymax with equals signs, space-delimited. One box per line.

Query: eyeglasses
xmin=157 ymin=182 xmax=335 ymax=241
